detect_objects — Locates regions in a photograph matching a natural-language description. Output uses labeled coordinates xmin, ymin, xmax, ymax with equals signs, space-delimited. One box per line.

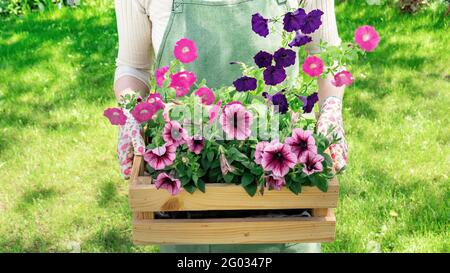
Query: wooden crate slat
xmin=129 ymin=178 xmax=338 ymax=212
xmin=132 ymin=214 xmax=336 ymax=245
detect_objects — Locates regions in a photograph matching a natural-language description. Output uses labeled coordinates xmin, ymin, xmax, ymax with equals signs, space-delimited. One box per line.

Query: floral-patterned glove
xmin=316 ymin=96 xmax=348 ymax=173
xmin=117 ymin=110 xmax=146 ymax=179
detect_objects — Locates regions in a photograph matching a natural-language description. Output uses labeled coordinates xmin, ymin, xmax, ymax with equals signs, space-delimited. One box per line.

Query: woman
xmin=114 ymin=0 xmax=348 ymax=253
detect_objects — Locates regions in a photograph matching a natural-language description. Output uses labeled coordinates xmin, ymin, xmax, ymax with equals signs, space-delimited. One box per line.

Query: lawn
xmin=0 ymin=1 xmax=448 ymax=253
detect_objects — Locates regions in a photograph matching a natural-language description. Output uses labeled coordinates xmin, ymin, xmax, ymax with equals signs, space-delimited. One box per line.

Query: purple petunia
xmin=288 ymin=32 xmax=312 ymax=48
xmin=274 ymin=48 xmax=296 ymax=68
xmin=263 ymin=92 xmax=289 ymax=114
xmin=254 ymin=50 xmax=273 ymax=68
xmin=233 ymin=76 xmax=257 ymax=92
xmin=299 ymin=92 xmax=319 ymax=113
xmin=252 ymin=13 xmax=269 ymax=38
xmin=263 ymin=66 xmax=286 ymax=86
xmin=283 ymin=8 xmax=307 ymax=32
xmin=301 ymin=9 xmax=324 ymax=34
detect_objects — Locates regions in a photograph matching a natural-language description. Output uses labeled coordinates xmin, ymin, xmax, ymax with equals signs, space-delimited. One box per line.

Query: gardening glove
xmin=117 ymin=110 xmax=146 ymax=179
xmin=316 ymin=96 xmax=348 ymax=173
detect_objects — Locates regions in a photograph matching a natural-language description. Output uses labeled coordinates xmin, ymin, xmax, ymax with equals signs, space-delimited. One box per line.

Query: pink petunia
xmin=209 ymin=99 xmax=222 ymax=125
xmin=155 ymin=172 xmax=182 ymax=196
xmin=169 ymin=71 xmax=197 ymax=97
xmin=143 ymin=144 xmax=176 ymax=170
xmin=354 ymin=25 xmax=380 ymax=52
xmin=302 ymin=56 xmax=324 ymax=77
xmin=332 ymin=70 xmax=354 ymax=87
xmin=163 ymin=120 xmax=188 ymax=147
xmin=103 ymin=107 xmax=127 ymax=126
xmin=285 ymin=128 xmax=317 ymax=163
xmin=146 ymin=92 xmax=165 ymax=110
xmin=155 ymin=66 xmax=169 ymax=88
xmin=261 ymin=141 xmax=297 ymax=177
xmin=220 ymin=153 xmax=236 ymax=175
xmin=131 ymin=103 xmax=157 ymax=123
xmin=187 ymin=136 xmax=205 ymax=155
xmin=220 ymin=103 xmax=253 ymax=140
xmin=195 ymin=87 xmax=215 ymax=105
xmin=173 ymin=38 xmax=198 ymax=64
xmin=264 ymin=175 xmax=286 ymax=191
xmin=254 ymin=141 xmax=269 ymax=165
xmin=301 ymin=151 xmax=324 ymax=175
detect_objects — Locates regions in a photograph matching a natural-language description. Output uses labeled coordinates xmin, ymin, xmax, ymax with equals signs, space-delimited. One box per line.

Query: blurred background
xmin=0 ymin=0 xmax=448 ymax=253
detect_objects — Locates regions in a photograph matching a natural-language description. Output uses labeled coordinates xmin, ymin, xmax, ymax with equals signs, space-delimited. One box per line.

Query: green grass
xmin=0 ymin=1 xmax=449 ymax=253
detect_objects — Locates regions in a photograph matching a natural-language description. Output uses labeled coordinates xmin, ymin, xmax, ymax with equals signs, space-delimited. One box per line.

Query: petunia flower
xmin=103 ymin=108 xmax=127 ymax=126
xmin=274 ymin=48 xmax=296 ymax=68
xmin=220 ymin=153 xmax=236 ymax=176
xmin=233 ymin=76 xmax=257 ymax=92
xmin=187 ymin=135 xmax=205 ymax=155
xmin=285 ymin=128 xmax=317 ymax=163
xmin=169 ymin=71 xmax=197 ymax=97
xmin=146 ymin=92 xmax=165 ymax=111
xmin=254 ymin=50 xmax=273 ymax=68
xmin=332 ymin=71 xmax=354 ymax=87
xmin=300 ymin=151 xmax=324 ymax=175
xmin=263 ymin=66 xmax=287 ymax=86
xmin=155 ymin=172 xmax=181 ymax=196
xmin=131 ymin=102 xmax=157 ymax=123
xmin=289 ymin=32 xmax=312 ymax=47
xmin=143 ymin=144 xmax=176 ymax=170
xmin=264 ymin=175 xmax=286 ymax=191
xmin=302 ymin=56 xmax=324 ymax=77
xmin=354 ymin=25 xmax=380 ymax=52
xmin=283 ymin=8 xmax=307 ymax=32
xmin=195 ymin=87 xmax=215 ymax=105
xmin=263 ymin=92 xmax=289 ymax=114
xmin=254 ymin=141 xmax=269 ymax=165
xmin=155 ymin=66 xmax=169 ymax=88
xmin=300 ymin=9 xmax=324 ymax=34
xmin=173 ymin=38 xmax=198 ymax=64
xmin=251 ymin=13 xmax=269 ymax=37
xmin=261 ymin=141 xmax=297 ymax=177
xmin=209 ymin=99 xmax=222 ymax=124
xmin=220 ymin=103 xmax=253 ymax=140
xmin=298 ymin=92 xmax=319 ymax=113
xmin=163 ymin=120 xmax=188 ymax=147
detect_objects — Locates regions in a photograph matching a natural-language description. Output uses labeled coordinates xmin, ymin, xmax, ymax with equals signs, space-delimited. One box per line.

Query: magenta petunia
xmin=143 ymin=144 xmax=176 ymax=170
xmin=264 ymin=175 xmax=286 ymax=191
xmin=254 ymin=141 xmax=269 ymax=165
xmin=354 ymin=25 xmax=380 ymax=52
xmin=187 ymin=136 xmax=205 ymax=155
xmin=163 ymin=120 xmax=188 ymax=147
xmin=302 ymin=56 xmax=324 ymax=77
xmin=300 ymin=151 xmax=324 ymax=175
xmin=155 ymin=66 xmax=169 ymax=88
xmin=195 ymin=87 xmax=215 ymax=105
xmin=285 ymin=128 xmax=317 ymax=163
xmin=220 ymin=103 xmax=253 ymax=140
xmin=103 ymin=107 xmax=127 ymax=126
xmin=169 ymin=71 xmax=197 ymax=97
xmin=131 ymin=102 xmax=157 ymax=123
xmin=261 ymin=141 xmax=297 ymax=177
xmin=146 ymin=92 xmax=165 ymax=111
xmin=333 ymin=70 xmax=354 ymax=87
xmin=173 ymin=38 xmax=198 ymax=64
xmin=155 ymin=172 xmax=182 ymax=196
xmin=209 ymin=99 xmax=222 ymax=125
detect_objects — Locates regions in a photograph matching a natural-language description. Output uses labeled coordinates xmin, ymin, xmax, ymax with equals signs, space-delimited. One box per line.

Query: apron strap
xmin=173 ymin=0 xmax=288 ymax=13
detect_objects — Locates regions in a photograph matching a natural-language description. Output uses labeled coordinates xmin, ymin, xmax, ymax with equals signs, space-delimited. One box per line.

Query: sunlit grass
xmin=0 ymin=1 xmax=448 ymax=252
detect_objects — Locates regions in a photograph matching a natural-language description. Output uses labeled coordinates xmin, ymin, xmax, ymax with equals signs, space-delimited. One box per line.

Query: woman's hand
xmin=316 ymin=96 xmax=348 ymax=173
xmin=117 ymin=110 xmax=146 ymax=179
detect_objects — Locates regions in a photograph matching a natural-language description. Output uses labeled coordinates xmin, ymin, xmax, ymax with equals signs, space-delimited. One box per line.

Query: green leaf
xmin=243 ymin=182 xmax=258 ymax=197
xmin=289 ymin=181 xmax=302 ymax=195
xmin=223 ymin=173 xmax=234 ymax=183
xmin=197 ymin=179 xmax=206 ymax=193
xmin=207 ymin=151 xmax=215 ymax=162
xmin=309 ymin=175 xmax=329 ymax=192
xmin=241 ymin=173 xmax=254 ymax=187
xmin=183 ymin=183 xmax=196 ymax=194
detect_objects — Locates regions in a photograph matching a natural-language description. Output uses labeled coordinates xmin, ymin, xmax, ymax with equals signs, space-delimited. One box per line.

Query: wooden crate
xmin=129 ymin=155 xmax=338 ymax=245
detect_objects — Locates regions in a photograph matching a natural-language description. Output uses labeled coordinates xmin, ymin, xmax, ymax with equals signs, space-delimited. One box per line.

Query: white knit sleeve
xmin=304 ymin=0 xmax=341 ymax=54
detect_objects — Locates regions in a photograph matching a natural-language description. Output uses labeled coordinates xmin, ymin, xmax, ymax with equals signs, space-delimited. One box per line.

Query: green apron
xmin=156 ymin=0 xmax=321 ymax=253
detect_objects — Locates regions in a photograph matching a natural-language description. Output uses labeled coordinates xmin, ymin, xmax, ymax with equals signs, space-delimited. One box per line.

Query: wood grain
xmin=132 ymin=214 xmax=336 ymax=245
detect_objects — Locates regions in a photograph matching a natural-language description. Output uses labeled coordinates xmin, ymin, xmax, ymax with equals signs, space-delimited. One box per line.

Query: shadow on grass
xmin=97 ymin=180 xmax=119 ymax=207
xmin=85 ymin=226 xmax=135 ymax=252
xmin=15 ymin=186 xmax=59 ymax=212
